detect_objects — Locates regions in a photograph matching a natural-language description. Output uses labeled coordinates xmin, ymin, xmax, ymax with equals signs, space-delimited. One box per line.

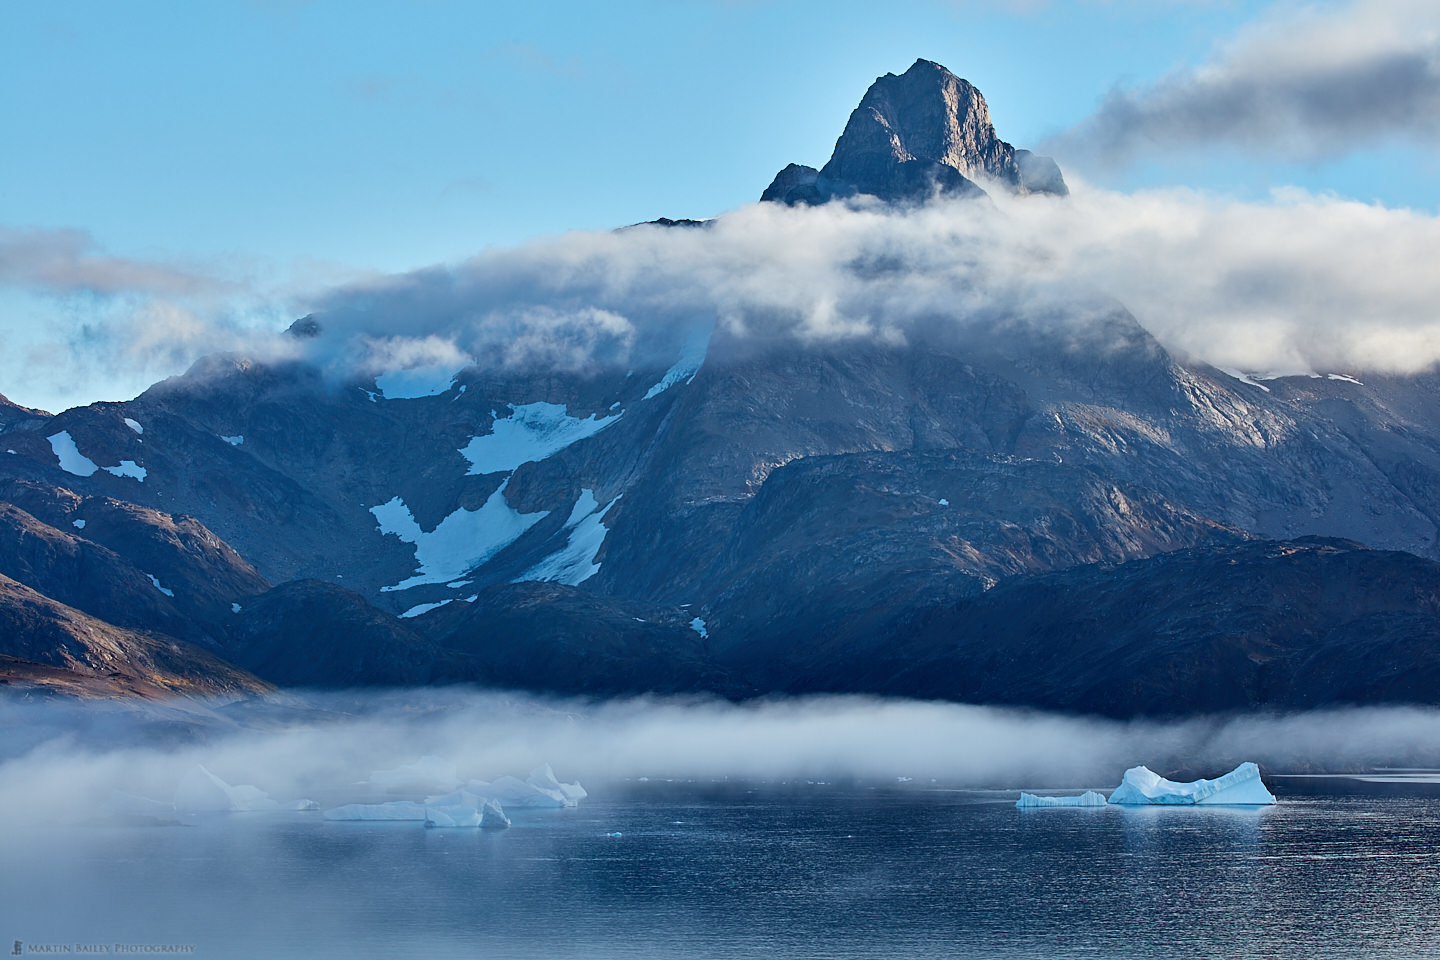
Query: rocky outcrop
xmin=762 ymin=59 xmax=1067 ymax=204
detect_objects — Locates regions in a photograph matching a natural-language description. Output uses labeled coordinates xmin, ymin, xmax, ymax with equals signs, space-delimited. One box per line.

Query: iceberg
xmin=1108 ymin=762 xmax=1276 ymax=806
xmin=173 ymin=765 xmax=280 ymax=813
xmin=1016 ymin=790 xmax=1109 ymax=809
xmin=424 ymin=805 xmax=483 ymax=828
xmin=467 ymin=764 xmax=586 ymax=808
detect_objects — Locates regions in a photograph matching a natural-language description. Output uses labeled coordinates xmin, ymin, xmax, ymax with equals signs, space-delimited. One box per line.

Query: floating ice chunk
xmin=231 ymin=602 xmax=242 ymax=613
xmin=173 ymin=765 xmax=279 ymax=813
xmin=123 ymin=418 xmax=143 ymax=435
xmin=528 ymin=763 xmax=588 ymax=804
xmin=146 ymin=574 xmax=175 ymax=598
xmin=47 ymin=431 xmax=98 ymax=477
xmin=367 ymin=756 xmax=460 ymax=794
xmin=514 ymin=489 xmax=620 ymax=586
xmin=288 ymin=799 xmax=320 ymax=811
xmin=103 ymin=460 xmax=146 ymax=481
xmin=5 ymin=450 xmax=15 ymax=455
xmin=323 ymin=801 xmax=430 ymax=821
xmin=375 ymin=364 xmax=463 ymax=400
xmin=1108 ymin=762 xmax=1276 ymax=806
xmin=689 ymin=617 xmax=708 ymax=639
xmin=480 ymin=798 xmax=511 ymax=829
xmin=938 ymin=498 xmax=949 ymax=506
xmin=373 ymin=478 xmax=548 ymax=590
xmin=459 ymin=402 xmax=621 ymax=476
xmin=471 ymin=765 xmax=586 ymax=808
xmin=221 ymin=435 xmax=244 ymax=446
xmin=425 ymin=805 xmax=483 ymax=828
xmin=1016 ymin=791 xmax=1109 ymax=809
xmin=72 ymin=519 xmax=86 ymax=530
xmin=644 ymin=322 xmax=712 ymax=399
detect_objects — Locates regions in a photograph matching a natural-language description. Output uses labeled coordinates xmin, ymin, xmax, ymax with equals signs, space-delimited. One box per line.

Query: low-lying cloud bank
xmin=303 ymin=185 xmax=1440 ymax=384
xmin=7 ymin=178 xmax=1440 ymax=410
xmin=1052 ymin=0 xmax=1440 ymax=165
xmin=4 ymin=689 xmax=1440 ymax=822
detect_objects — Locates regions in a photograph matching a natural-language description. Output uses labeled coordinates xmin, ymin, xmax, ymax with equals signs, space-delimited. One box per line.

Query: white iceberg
xmin=323 ymin=801 xmax=431 ymax=821
xmin=173 ymin=765 xmax=280 ymax=813
xmin=1108 ymin=762 xmax=1276 ymax=806
xmin=424 ymin=805 xmax=484 ymax=828
xmin=467 ymin=764 xmax=586 ymax=808
xmin=1016 ymin=790 xmax=1109 ymax=809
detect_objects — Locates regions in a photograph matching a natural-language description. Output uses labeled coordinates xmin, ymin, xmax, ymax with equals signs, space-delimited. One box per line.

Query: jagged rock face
xmin=763 ymin=59 xmax=1067 ymax=204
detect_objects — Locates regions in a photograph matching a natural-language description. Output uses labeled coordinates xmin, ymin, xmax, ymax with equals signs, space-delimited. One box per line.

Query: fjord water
xmin=3 ymin=780 xmax=1438 ymax=959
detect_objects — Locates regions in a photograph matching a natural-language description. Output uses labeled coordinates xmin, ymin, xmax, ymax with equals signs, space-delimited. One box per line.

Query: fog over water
xmin=5 ymin=690 xmax=1440 ymax=822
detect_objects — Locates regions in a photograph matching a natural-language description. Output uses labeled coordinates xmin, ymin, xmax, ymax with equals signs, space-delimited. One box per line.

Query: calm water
xmin=3 ymin=779 xmax=1439 ymax=959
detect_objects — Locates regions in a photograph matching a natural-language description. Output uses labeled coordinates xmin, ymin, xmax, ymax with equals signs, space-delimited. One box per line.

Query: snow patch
xmin=400 ymin=600 xmax=453 ymax=619
xmin=123 ymin=417 xmax=143 ymax=435
xmin=146 ymin=574 xmax=175 ymax=597
xmin=644 ymin=322 xmax=712 ymax=400
xmin=47 ymin=431 xmax=98 ymax=477
xmin=103 ymin=460 xmax=146 ymax=481
xmin=72 ymin=519 xmax=86 ymax=530
xmin=460 ymin=402 xmax=621 ymax=476
xmin=689 ymin=617 xmax=708 ymax=639
xmin=231 ymin=602 xmax=242 ymax=614
xmin=372 ymin=478 xmax=549 ymax=591
xmin=1328 ymin=373 xmax=1364 ymax=385
xmin=374 ymin=364 xmax=463 ymax=399
xmin=514 ymin=489 xmax=620 ymax=586
xmin=1218 ymin=368 xmax=1271 ymax=392
xmin=221 ymin=435 xmax=244 ymax=446
xmin=938 ymin=498 xmax=949 ymax=506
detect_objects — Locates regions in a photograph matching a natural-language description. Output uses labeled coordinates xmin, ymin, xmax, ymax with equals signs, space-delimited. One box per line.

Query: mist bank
xmin=5 ymin=689 xmax=1440 ymax=823
xmin=290 ymin=183 xmax=1440 ymax=386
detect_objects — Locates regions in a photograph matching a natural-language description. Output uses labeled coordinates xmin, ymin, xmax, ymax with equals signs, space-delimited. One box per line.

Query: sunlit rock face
xmin=762 ymin=59 xmax=1067 ymax=204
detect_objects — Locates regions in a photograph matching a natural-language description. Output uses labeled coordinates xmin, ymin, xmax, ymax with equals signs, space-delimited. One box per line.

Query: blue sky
xmin=2 ymin=0 xmax=1438 ymax=411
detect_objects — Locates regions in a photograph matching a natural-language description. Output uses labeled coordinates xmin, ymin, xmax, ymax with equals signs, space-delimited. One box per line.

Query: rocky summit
xmin=762 ymin=59 xmax=1067 ymax=204
xmin=1 ymin=61 xmax=1438 ymax=718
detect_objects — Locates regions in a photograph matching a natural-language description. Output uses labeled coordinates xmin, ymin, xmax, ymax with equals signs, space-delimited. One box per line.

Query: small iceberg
xmin=1108 ymin=762 xmax=1275 ymax=806
xmin=1016 ymin=790 xmax=1109 ymax=809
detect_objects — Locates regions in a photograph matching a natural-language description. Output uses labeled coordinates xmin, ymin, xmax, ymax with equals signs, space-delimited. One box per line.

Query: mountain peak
xmin=761 ymin=59 xmax=1067 ymax=205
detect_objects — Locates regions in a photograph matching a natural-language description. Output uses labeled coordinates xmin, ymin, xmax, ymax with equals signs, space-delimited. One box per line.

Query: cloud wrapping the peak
xmin=305 ymin=185 xmax=1440 ymax=382
xmin=1053 ymin=0 xmax=1440 ymax=165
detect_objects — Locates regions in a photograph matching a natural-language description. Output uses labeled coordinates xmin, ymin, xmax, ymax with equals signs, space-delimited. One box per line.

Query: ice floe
xmin=1016 ymin=790 xmax=1109 ymax=809
xmin=459 ymin=402 xmax=621 ymax=476
xmin=372 ymin=478 xmax=548 ymax=590
xmin=1108 ymin=762 xmax=1275 ymax=806
xmin=514 ymin=488 xmax=620 ymax=586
